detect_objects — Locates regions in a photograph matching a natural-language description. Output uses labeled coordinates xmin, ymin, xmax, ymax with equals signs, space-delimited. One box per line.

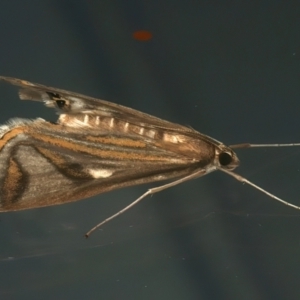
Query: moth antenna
xmin=218 ymin=167 xmax=300 ymax=210
xmin=85 ymin=170 xmax=206 ymax=238
xmin=230 ymin=143 xmax=300 ymax=149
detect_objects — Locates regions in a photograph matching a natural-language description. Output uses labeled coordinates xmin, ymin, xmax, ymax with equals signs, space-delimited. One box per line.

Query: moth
xmin=0 ymin=76 xmax=299 ymax=237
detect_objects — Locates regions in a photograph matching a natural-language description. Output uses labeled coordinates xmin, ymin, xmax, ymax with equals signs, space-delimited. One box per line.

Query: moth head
xmin=215 ymin=145 xmax=240 ymax=171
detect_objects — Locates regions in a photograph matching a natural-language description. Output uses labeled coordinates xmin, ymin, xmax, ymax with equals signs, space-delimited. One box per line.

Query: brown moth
xmin=0 ymin=76 xmax=299 ymax=237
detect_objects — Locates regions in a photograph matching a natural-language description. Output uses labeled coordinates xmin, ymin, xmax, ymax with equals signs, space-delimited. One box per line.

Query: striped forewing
xmin=0 ymin=77 xmax=219 ymax=211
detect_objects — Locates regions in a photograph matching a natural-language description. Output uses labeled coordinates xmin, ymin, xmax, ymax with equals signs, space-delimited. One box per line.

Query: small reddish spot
xmin=133 ymin=30 xmax=153 ymax=41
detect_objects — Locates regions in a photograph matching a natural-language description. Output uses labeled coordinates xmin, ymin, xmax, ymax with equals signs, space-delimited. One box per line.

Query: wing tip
xmin=0 ymin=76 xmax=35 ymax=87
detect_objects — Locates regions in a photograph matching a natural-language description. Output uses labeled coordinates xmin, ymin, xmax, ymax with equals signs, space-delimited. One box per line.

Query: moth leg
xmin=85 ymin=169 xmax=207 ymax=238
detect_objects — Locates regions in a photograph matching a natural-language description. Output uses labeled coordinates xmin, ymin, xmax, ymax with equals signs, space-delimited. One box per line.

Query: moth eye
xmin=219 ymin=152 xmax=233 ymax=166
xmin=55 ymin=100 xmax=67 ymax=109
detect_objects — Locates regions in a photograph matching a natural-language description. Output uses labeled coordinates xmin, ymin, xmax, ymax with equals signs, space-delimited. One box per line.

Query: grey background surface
xmin=0 ymin=1 xmax=300 ymax=299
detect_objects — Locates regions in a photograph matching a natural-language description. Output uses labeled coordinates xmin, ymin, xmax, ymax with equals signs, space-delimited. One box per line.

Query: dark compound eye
xmin=55 ymin=100 xmax=67 ymax=109
xmin=219 ymin=152 xmax=232 ymax=166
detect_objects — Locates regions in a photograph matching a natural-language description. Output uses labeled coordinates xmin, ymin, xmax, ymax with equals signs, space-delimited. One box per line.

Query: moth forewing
xmin=0 ymin=76 xmax=193 ymax=132
xmin=0 ymin=119 xmax=210 ymax=211
xmin=0 ymin=76 xmax=231 ymax=211
xmin=0 ymin=76 xmax=300 ymax=237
